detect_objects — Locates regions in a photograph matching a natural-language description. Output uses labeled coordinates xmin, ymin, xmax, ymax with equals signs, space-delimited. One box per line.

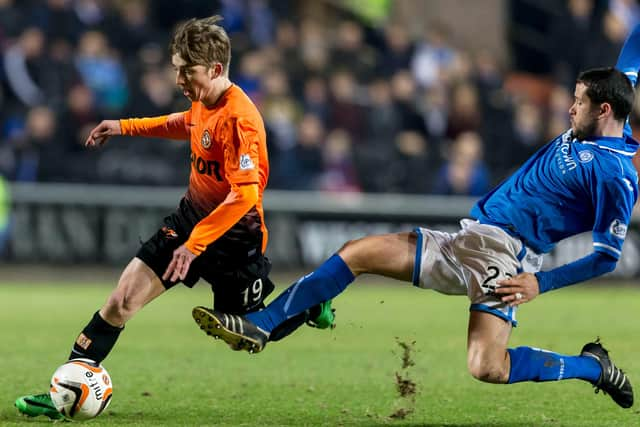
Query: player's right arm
xmin=85 ymin=120 xmax=122 ymax=147
xmin=85 ymin=112 xmax=191 ymax=147
xmin=614 ymin=25 xmax=640 ymax=137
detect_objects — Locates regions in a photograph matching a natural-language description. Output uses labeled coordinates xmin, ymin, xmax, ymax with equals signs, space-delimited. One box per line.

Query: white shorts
xmin=413 ymin=219 xmax=543 ymax=326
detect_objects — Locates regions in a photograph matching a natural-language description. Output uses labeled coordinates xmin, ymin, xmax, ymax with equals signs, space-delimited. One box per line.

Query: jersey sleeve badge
xmin=609 ymin=219 xmax=628 ymax=239
xmin=239 ymin=153 xmax=255 ymax=170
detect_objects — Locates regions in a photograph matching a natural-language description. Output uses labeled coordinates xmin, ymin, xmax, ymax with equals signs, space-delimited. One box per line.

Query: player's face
xmin=569 ymin=82 xmax=599 ymax=140
xmin=172 ymin=53 xmax=215 ymax=102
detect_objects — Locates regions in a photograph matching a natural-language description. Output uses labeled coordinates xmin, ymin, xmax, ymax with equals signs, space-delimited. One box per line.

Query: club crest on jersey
xmin=239 ymin=154 xmax=255 ymax=170
xmin=609 ymin=219 xmax=627 ymax=239
xmin=201 ymin=130 xmax=212 ymax=149
xmin=578 ymin=150 xmax=594 ymax=163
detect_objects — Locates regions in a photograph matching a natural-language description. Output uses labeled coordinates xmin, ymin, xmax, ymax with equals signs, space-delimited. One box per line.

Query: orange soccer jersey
xmin=119 ymin=84 xmax=269 ymax=255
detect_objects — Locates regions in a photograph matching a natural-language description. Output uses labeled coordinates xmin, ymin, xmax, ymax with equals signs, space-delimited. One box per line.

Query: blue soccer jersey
xmin=471 ymin=129 xmax=639 ymax=259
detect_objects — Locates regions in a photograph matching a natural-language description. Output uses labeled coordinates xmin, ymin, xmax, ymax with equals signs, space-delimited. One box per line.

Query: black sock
xmin=68 ymin=311 xmax=123 ymax=363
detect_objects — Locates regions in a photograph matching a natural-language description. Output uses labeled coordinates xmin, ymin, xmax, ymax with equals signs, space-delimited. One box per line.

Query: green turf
xmin=1 ymin=279 xmax=639 ymax=426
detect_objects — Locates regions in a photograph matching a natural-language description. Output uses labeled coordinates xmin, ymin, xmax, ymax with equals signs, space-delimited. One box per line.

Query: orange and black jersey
xmin=119 ymin=84 xmax=269 ymax=256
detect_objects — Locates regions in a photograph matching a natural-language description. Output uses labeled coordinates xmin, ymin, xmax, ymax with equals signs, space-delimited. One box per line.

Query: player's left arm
xmin=162 ymin=183 xmax=259 ymax=282
xmin=162 ymin=117 xmax=263 ymax=282
xmin=184 ymin=184 xmax=259 ymax=256
xmin=497 ymin=175 xmax=637 ymax=306
xmin=495 ymin=252 xmax=617 ymax=307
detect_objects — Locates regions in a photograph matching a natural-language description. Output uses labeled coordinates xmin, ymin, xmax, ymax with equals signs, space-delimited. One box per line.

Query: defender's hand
xmin=85 ymin=120 xmax=122 ymax=147
xmin=162 ymin=245 xmax=197 ymax=283
xmin=495 ymin=272 xmax=540 ymax=307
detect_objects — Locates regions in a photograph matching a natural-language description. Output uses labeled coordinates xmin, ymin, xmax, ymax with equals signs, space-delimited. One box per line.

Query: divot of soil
xmin=389 ymin=338 xmax=418 ymax=420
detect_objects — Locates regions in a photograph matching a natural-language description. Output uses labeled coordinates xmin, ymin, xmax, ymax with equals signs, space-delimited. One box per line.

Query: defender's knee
xmin=467 ymin=348 xmax=509 ymax=384
xmin=336 ymin=239 xmax=360 ymax=268
xmin=337 ymin=238 xmax=358 ymax=254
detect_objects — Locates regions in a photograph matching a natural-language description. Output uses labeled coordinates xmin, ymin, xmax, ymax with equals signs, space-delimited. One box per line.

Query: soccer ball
xmin=49 ymin=358 xmax=113 ymax=420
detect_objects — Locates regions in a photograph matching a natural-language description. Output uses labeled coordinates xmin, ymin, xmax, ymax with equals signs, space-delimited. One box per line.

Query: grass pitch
xmin=1 ymin=276 xmax=639 ymax=426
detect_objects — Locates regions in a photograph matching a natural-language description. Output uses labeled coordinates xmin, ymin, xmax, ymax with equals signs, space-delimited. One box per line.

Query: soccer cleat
xmin=306 ymin=300 xmax=336 ymax=329
xmin=192 ymin=306 xmax=269 ymax=354
xmin=581 ymin=341 xmax=634 ymax=408
xmin=15 ymin=393 xmax=64 ymax=420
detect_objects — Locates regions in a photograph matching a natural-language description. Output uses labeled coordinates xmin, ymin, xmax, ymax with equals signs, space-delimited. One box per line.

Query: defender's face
xmin=171 ymin=53 xmax=214 ymax=102
xmin=569 ymin=83 xmax=599 ymax=140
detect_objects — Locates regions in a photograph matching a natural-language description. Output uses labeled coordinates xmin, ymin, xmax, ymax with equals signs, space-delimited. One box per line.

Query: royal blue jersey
xmin=471 ymin=129 xmax=639 ymax=259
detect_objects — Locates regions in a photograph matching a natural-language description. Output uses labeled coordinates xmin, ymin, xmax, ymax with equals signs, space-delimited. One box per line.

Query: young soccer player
xmin=194 ymin=27 xmax=640 ymax=410
xmin=15 ymin=16 xmax=333 ymax=420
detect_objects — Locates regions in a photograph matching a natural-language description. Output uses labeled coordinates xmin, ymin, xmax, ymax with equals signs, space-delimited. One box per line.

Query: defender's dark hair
xmin=576 ymin=67 xmax=635 ymax=121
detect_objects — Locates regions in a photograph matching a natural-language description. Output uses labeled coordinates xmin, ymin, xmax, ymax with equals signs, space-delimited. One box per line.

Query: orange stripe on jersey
xmin=120 ymin=112 xmax=190 ymax=140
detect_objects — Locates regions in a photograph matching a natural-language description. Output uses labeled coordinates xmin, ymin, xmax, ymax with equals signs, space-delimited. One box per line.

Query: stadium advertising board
xmin=3 ymin=183 xmax=640 ymax=278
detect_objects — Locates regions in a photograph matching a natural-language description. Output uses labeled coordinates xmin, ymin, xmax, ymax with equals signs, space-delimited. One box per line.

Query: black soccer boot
xmin=192 ymin=306 xmax=269 ymax=354
xmin=581 ymin=341 xmax=633 ymax=408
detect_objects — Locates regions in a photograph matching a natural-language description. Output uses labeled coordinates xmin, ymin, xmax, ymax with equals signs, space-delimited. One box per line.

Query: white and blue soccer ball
xmin=49 ymin=358 xmax=113 ymax=420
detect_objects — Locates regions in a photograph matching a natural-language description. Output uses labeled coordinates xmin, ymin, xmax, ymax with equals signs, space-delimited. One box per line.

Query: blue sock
xmin=246 ymin=255 xmax=355 ymax=333
xmin=508 ymin=346 xmax=601 ymax=384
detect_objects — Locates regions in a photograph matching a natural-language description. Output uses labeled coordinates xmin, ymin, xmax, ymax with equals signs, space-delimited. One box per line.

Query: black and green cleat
xmin=306 ymin=300 xmax=336 ymax=329
xmin=15 ymin=393 xmax=64 ymax=420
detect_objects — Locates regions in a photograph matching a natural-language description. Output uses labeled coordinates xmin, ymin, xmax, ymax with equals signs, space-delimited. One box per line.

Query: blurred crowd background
xmin=1 ymin=0 xmax=639 ymax=196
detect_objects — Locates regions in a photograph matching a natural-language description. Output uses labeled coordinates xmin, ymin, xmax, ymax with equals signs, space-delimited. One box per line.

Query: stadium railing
xmin=4 ymin=182 xmax=640 ymax=279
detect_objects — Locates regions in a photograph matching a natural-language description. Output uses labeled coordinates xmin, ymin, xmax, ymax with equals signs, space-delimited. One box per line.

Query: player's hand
xmin=85 ymin=120 xmax=122 ymax=147
xmin=162 ymin=244 xmax=197 ymax=283
xmin=494 ymin=272 xmax=539 ymax=307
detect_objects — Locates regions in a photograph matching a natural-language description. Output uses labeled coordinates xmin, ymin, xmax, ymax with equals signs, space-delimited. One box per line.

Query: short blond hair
xmin=170 ymin=15 xmax=231 ymax=71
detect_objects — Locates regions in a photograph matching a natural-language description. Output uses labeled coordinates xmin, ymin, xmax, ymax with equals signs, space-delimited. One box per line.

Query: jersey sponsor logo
xmin=577 ymin=150 xmax=594 ymax=163
xmin=201 ymin=129 xmax=212 ymax=149
xmin=190 ymin=153 xmax=223 ymax=181
xmin=239 ymin=153 xmax=255 ymax=170
xmin=554 ymin=137 xmax=577 ymax=174
xmin=610 ymin=219 xmax=628 ymax=239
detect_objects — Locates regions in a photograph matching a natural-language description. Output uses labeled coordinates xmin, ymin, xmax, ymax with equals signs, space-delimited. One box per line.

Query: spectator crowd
xmin=1 ymin=0 xmax=639 ymax=196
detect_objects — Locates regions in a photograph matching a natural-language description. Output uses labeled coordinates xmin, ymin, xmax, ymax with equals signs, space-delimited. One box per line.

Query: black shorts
xmin=137 ymin=198 xmax=275 ymax=314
